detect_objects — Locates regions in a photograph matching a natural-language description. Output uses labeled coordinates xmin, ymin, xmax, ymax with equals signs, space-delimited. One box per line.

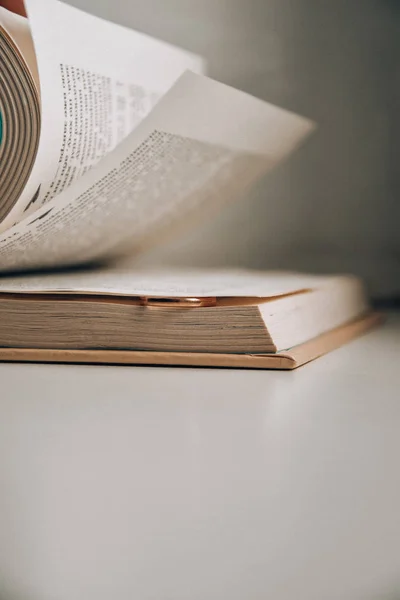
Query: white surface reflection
xmin=0 ymin=316 xmax=399 ymax=600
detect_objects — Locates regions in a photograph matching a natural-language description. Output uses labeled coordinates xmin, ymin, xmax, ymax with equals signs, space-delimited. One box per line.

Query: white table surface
xmin=0 ymin=313 xmax=399 ymax=600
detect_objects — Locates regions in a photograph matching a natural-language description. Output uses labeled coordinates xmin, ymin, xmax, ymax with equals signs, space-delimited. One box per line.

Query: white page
xmin=0 ymin=0 xmax=204 ymax=231
xmin=0 ymin=266 xmax=336 ymax=298
xmin=0 ymin=72 xmax=314 ymax=273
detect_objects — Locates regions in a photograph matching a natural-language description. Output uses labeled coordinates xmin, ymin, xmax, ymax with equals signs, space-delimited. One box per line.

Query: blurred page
xmin=0 ymin=267 xmax=331 ymax=298
xmin=0 ymin=72 xmax=314 ymax=273
xmin=1 ymin=0 xmax=204 ymax=229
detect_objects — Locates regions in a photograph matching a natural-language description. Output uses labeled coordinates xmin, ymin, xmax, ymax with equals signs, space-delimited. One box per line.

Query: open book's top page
xmin=1 ymin=0 xmax=205 ymax=229
xmin=0 ymin=70 xmax=314 ymax=273
xmin=0 ymin=0 xmax=315 ymax=275
xmin=0 ymin=266 xmax=349 ymax=298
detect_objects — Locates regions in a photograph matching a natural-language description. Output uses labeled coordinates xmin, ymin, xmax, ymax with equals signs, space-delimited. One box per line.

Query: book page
xmin=0 ymin=7 xmax=39 ymax=90
xmin=0 ymin=72 xmax=314 ymax=273
xmin=0 ymin=0 xmax=204 ymax=231
xmin=0 ymin=266 xmax=336 ymax=298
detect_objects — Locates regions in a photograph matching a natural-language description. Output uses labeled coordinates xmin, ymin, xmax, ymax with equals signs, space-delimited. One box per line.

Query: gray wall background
xmin=67 ymin=0 xmax=400 ymax=296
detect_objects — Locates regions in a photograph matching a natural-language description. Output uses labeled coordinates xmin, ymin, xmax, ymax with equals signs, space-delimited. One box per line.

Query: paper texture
xmin=0 ymin=266 xmax=335 ymax=298
xmin=0 ymin=11 xmax=41 ymax=224
xmin=0 ymin=70 xmax=314 ymax=273
xmin=0 ymin=313 xmax=381 ymax=370
xmin=0 ymin=7 xmax=39 ymax=90
xmin=1 ymin=0 xmax=204 ymax=229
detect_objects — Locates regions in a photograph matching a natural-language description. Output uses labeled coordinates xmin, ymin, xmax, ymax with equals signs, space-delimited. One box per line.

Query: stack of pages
xmin=0 ymin=266 xmax=376 ymax=369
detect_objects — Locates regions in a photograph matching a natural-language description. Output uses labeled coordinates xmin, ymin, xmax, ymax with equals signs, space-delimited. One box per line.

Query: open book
xmin=0 ymin=0 xmax=375 ymax=368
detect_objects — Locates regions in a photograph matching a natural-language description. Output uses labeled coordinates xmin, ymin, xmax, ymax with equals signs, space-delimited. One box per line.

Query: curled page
xmin=1 ymin=0 xmax=204 ymax=230
xmin=0 ymin=72 xmax=314 ymax=272
xmin=0 ymin=6 xmax=39 ymax=90
xmin=0 ymin=9 xmax=40 ymax=225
